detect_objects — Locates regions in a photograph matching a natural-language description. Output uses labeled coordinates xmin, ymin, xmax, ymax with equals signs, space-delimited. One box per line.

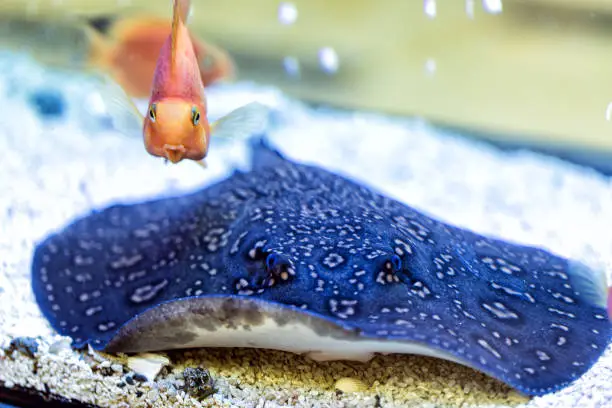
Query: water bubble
xmin=278 ymin=2 xmax=298 ymax=25
xmin=318 ymin=47 xmax=339 ymax=75
xmin=424 ymin=0 xmax=436 ymax=19
xmin=605 ymin=102 xmax=612 ymax=121
xmin=465 ymin=0 xmax=475 ymax=19
xmin=88 ymin=92 xmax=107 ymax=116
xmin=425 ymin=59 xmax=437 ymax=76
xmin=483 ymin=0 xmax=503 ymax=14
xmin=283 ymin=56 xmax=301 ymax=78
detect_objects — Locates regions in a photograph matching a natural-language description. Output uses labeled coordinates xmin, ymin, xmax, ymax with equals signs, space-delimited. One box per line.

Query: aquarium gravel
xmin=0 ymin=52 xmax=611 ymax=408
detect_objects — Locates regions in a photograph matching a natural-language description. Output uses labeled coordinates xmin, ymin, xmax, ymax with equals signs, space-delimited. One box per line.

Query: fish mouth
xmin=163 ymin=144 xmax=187 ymax=163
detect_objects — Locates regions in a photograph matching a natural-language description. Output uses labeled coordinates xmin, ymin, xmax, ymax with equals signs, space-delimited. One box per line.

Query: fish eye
xmin=148 ymin=104 xmax=156 ymax=122
xmin=191 ymin=106 xmax=200 ymax=125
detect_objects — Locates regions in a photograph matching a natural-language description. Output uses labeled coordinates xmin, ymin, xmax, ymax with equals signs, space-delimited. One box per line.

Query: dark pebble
xmin=98 ymin=367 xmax=113 ymax=377
xmin=117 ymin=382 xmax=126 ymax=388
xmin=182 ymin=367 xmax=216 ymax=400
xmin=8 ymin=337 xmax=39 ymax=358
xmin=135 ymin=390 xmax=143 ymax=398
xmin=132 ymin=373 xmax=148 ymax=383
xmin=29 ymin=88 xmax=65 ymax=118
xmin=125 ymin=375 xmax=135 ymax=385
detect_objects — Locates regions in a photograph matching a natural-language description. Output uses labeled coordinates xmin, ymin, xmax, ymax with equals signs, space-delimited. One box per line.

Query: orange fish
xmin=88 ymin=15 xmax=235 ymax=98
xmin=97 ymin=0 xmax=268 ymax=168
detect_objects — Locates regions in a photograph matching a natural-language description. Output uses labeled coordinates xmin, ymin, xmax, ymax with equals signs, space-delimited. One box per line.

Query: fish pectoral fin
xmin=195 ymin=159 xmax=208 ymax=169
xmin=209 ymin=101 xmax=270 ymax=141
xmin=90 ymin=71 xmax=144 ymax=138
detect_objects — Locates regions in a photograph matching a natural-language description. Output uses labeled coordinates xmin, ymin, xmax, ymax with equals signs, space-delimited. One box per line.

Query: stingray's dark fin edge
xmin=250 ymin=134 xmax=288 ymax=170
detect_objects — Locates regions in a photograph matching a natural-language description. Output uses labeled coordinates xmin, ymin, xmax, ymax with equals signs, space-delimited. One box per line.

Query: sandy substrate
xmin=0 ymin=52 xmax=611 ymax=407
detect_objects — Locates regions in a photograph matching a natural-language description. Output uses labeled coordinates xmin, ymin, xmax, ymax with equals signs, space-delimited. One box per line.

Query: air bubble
xmin=466 ymin=0 xmax=475 ymax=18
xmin=318 ymin=47 xmax=339 ymax=74
xmin=425 ymin=59 xmax=437 ymax=76
xmin=424 ymin=0 xmax=436 ymax=19
xmin=606 ymin=102 xmax=612 ymax=121
xmin=283 ymin=56 xmax=301 ymax=78
xmin=483 ymin=0 xmax=503 ymax=14
xmin=89 ymin=92 xmax=107 ymax=116
xmin=278 ymin=2 xmax=298 ymax=25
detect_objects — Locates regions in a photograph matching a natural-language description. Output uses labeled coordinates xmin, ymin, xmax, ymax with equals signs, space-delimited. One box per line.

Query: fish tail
xmin=84 ymin=24 xmax=112 ymax=70
xmin=174 ymin=0 xmax=191 ymax=24
xmin=102 ymin=17 xmax=171 ymax=97
xmin=171 ymin=0 xmax=191 ymax=67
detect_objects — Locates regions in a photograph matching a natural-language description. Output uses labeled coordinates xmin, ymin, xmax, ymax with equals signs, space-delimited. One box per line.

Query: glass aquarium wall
xmin=1 ymin=0 xmax=612 ymax=171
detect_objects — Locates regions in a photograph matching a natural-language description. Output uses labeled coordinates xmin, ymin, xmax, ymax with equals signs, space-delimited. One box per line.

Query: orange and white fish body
xmin=98 ymin=0 xmax=268 ymax=168
xmin=143 ymin=0 xmax=209 ymax=164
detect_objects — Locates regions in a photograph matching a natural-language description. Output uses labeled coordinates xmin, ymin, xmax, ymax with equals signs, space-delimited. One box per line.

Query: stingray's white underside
xmin=177 ymin=316 xmax=468 ymax=367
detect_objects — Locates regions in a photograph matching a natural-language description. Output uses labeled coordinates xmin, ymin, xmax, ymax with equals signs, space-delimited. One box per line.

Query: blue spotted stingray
xmin=32 ymin=139 xmax=611 ymax=396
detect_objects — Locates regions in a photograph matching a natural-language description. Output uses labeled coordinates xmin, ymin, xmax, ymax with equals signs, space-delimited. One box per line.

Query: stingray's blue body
xmin=32 ymin=139 xmax=611 ymax=396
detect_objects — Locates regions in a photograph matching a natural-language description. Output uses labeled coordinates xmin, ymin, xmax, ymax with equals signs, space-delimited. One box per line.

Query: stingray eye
xmin=148 ymin=103 xmax=156 ymax=122
xmin=391 ymin=255 xmax=402 ymax=271
xmin=266 ymin=253 xmax=279 ymax=270
xmin=264 ymin=252 xmax=295 ymax=283
xmin=191 ymin=106 xmax=200 ymax=125
xmin=379 ymin=254 xmax=410 ymax=285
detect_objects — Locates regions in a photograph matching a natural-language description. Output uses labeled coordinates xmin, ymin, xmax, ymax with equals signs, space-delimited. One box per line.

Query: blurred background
xmin=0 ymin=0 xmax=611 ymax=172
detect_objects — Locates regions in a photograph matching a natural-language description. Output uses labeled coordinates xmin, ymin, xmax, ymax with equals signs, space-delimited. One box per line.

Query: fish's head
xmin=143 ymin=99 xmax=209 ymax=163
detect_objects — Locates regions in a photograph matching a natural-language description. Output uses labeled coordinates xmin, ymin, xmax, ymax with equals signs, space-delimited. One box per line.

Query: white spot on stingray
xmin=548 ymin=308 xmax=576 ymax=319
xmin=477 ymin=339 xmax=502 ymax=359
xmin=110 ymin=254 xmax=143 ymax=269
xmin=97 ymin=321 xmax=116 ymax=332
xmin=536 ymin=350 xmax=551 ymax=361
xmin=482 ymin=302 xmax=519 ymax=320
xmin=85 ymin=306 xmax=103 ymax=316
xmin=130 ymin=280 xmax=169 ymax=304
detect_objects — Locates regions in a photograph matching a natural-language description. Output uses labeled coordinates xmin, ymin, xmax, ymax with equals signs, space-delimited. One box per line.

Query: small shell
xmin=127 ymin=352 xmax=170 ymax=381
xmin=47 ymin=337 xmax=72 ymax=355
xmin=334 ymin=377 xmax=368 ymax=393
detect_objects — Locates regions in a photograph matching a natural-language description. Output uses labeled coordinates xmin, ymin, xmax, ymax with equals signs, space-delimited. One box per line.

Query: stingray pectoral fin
xmin=102 ymin=295 xmax=471 ymax=368
xmin=103 ymin=295 xmax=364 ymax=354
